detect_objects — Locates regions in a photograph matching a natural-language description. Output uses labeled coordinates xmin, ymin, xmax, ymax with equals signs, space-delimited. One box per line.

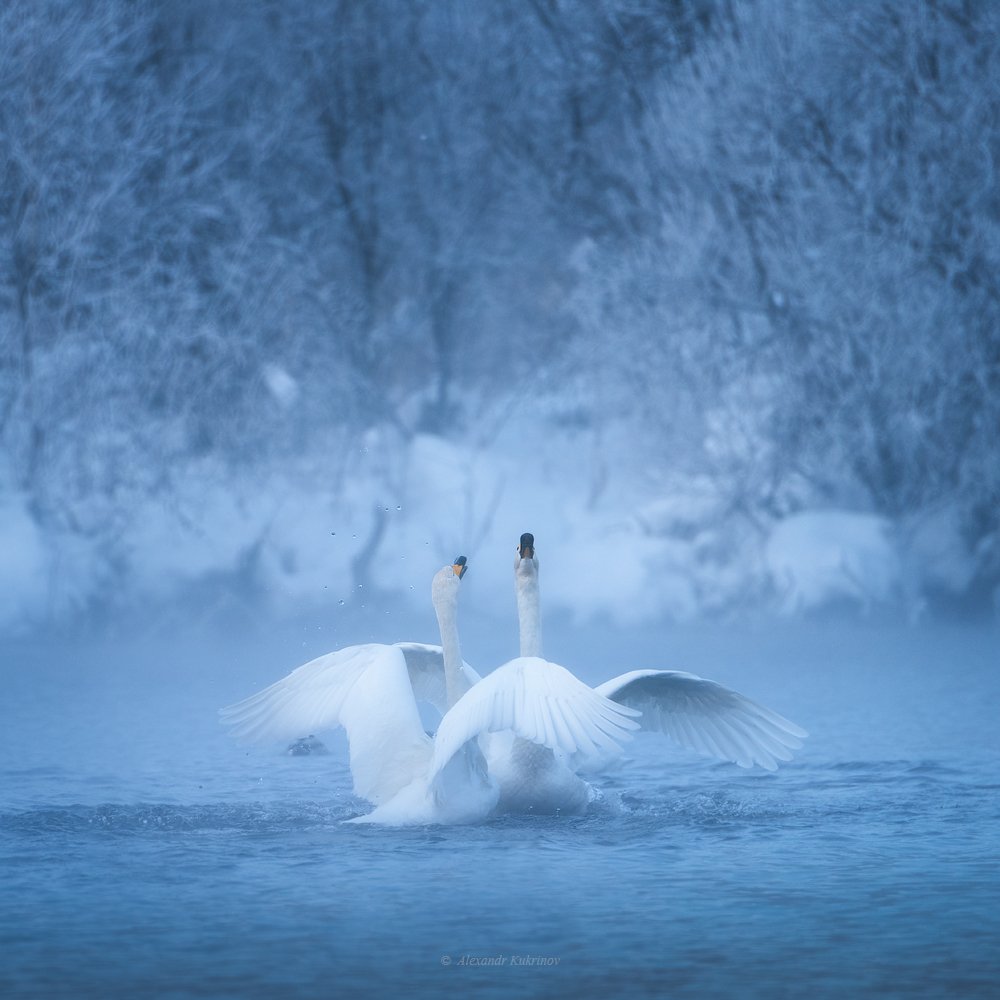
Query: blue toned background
xmin=1 ymin=0 xmax=998 ymax=629
xmin=2 ymin=1 xmax=999 ymax=996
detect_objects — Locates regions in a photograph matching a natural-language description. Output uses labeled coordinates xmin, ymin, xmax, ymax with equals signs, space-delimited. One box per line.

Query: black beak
xmin=519 ymin=533 xmax=534 ymax=559
xmin=453 ymin=555 xmax=468 ymax=579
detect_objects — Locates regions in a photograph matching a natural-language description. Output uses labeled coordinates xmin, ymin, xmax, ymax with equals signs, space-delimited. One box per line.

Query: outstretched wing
xmin=219 ymin=643 xmax=430 ymax=804
xmin=394 ymin=643 xmax=482 ymax=717
xmin=595 ymin=669 xmax=807 ymax=771
xmin=430 ymin=656 xmax=640 ymax=780
xmin=220 ymin=643 xmax=383 ymax=743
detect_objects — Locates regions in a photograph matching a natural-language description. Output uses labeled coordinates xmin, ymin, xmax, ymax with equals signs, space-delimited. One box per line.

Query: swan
xmin=221 ymin=533 xmax=806 ymax=823
xmin=352 ymin=557 xmax=638 ymax=825
xmin=218 ymin=558 xmax=481 ymax=806
xmin=220 ymin=557 xmax=638 ymax=824
xmin=480 ymin=534 xmax=604 ymax=814
xmin=514 ymin=532 xmax=808 ymax=773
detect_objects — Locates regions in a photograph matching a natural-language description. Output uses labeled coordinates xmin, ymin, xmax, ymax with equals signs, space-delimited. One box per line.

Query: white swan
xmin=221 ymin=535 xmax=806 ymax=824
xmin=355 ymin=561 xmax=638 ymax=825
xmin=220 ymin=557 xmax=639 ymax=825
xmin=218 ymin=558 xmax=481 ymax=806
xmin=355 ymin=559 xmax=496 ymax=824
xmin=514 ymin=532 xmax=808 ymax=772
xmin=479 ymin=533 xmax=604 ymax=814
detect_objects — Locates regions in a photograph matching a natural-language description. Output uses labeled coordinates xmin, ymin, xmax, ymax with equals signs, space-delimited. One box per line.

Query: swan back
xmin=430 ymin=656 xmax=640 ymax=782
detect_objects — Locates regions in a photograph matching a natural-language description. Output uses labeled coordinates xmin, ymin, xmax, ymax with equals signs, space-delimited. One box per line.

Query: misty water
xmin=4 ymin=2 xmax=1000 ymax=997
xmin=2 ymin=611 xmax=997 ymax=998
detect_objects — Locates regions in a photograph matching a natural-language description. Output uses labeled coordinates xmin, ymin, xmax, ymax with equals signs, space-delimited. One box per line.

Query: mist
xmin=2 ymin=3 xmax=999 ymax=998
xmin=2 ymin=0 xmax=998 ymax=631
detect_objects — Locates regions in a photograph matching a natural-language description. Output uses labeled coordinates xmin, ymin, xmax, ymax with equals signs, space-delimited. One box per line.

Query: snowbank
xmin=0 ymin=434 xmax=989 ymax=633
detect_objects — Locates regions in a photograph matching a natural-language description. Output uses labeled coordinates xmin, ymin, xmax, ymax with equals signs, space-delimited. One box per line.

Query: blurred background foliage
xmin=1 ymin=0 xmax=998 ymax=627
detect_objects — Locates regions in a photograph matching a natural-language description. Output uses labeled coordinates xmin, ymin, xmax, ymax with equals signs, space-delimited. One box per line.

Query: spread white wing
xmin=219 ymin=643 xmax=431 ymax=804
xmin=595 ymin=669 xmax=807 ymax=771
xmin=429 ymin=656 xmax=640 ymax=781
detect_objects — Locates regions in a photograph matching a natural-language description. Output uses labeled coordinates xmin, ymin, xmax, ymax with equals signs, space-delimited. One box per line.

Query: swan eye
xmin=453 ymin=556 xmax=468 ymax=579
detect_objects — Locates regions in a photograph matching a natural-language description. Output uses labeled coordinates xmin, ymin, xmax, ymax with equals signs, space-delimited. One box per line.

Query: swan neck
xmin=516 ymin=573 xmax=542 ymax=659
xmin=434 ymin=597 xmax=468 ymax=708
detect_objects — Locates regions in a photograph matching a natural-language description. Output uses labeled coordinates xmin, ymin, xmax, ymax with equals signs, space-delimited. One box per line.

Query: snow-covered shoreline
xmin=2 ymin=431 xmax=991 ymax=635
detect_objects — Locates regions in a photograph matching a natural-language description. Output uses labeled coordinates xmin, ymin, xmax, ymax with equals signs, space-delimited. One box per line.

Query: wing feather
xmin=562 ymin=705 xmax=599 ymax=758
xmin=220 ymin=644 xmax=431 ymax=804
xmin=430 ymin=656 xmax=639 ymax=780
xmin=596 ymin=669 xmax=807 ymax=770
xmin=219 ymin=645 xmax=379 ymax=742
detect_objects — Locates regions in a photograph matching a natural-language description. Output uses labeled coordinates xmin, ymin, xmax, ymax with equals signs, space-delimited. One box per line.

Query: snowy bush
xmin=0 ymin=0 xmax=997 ymax=631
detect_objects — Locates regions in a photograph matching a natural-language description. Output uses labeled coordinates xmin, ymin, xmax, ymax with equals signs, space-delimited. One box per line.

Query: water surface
xmin=2 ymin=618 xmax=997 ymax=998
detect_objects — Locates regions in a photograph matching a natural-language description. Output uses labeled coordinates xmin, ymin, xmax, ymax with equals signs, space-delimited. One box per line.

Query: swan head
xmin=432 ymin=556 xmax=468 ymax=610
xmin=515 ymin=532 xmax=538 ymax=581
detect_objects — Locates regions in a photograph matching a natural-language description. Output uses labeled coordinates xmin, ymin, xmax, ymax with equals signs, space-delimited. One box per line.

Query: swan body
xmin=355 ymin=655 xmax=639 ymax=825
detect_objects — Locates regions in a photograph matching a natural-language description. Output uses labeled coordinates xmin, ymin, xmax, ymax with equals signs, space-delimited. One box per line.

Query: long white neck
xmin=434 ymin=592 xmax=470 ymax=708
xmin=515 ymin=562 xmax=542 ymax=658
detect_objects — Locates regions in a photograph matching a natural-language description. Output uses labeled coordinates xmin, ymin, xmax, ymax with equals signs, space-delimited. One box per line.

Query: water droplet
xmin=338 ymin=600 xmax=345 ymax=606
xmin=396 ymin=505 xmax=402 ymax=511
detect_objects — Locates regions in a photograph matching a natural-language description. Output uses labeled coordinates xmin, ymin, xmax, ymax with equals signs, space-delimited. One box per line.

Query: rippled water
xmin=2 ymin=618 xmax=998 ymax=998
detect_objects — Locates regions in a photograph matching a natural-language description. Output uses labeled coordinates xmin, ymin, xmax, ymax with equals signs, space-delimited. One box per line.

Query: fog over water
xmin=2 ymin=1 xmax=999 ymax=996
xmin=3 ymin=612 xmax=998 ymax=997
